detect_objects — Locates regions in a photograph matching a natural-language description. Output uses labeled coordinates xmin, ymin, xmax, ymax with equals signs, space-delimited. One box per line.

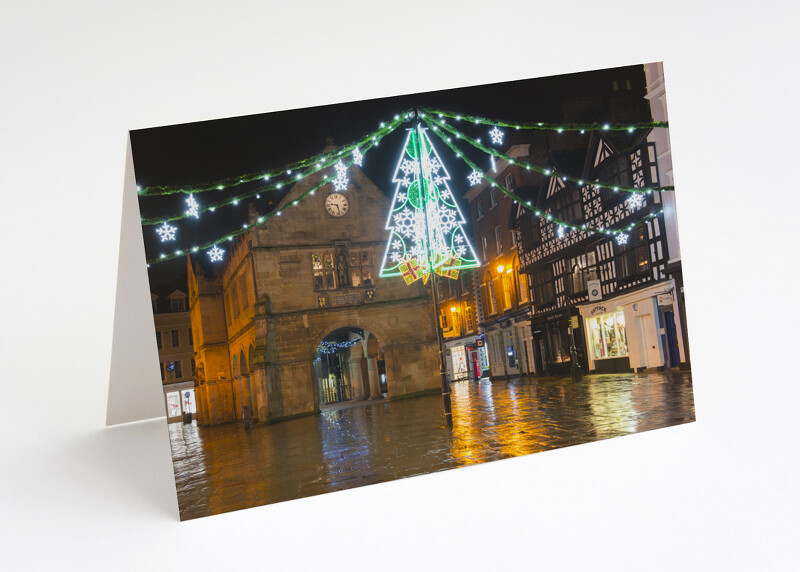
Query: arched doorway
xmin=313 ymin=327 xmax=387 ymax=406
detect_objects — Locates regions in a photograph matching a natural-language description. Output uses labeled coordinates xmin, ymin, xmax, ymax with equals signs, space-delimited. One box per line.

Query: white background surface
xmin=2 ymin=1 xmax=798 ymax=570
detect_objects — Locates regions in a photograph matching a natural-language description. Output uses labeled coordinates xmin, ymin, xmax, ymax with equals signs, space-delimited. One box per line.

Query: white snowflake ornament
xmin=626 ymin=193 xmax=645 ymax=210
xmin=489 ymin=125 xmax=503 ymax=145
xmin=156 ymin=221 xmax=177 ymax=241
xmin=208 ymin=245 xmax=225 ymax=262
xmin=352 ymin=147 xmax=363 ymax=167
xmin=467 ymin=170 xmax=483 ymax=186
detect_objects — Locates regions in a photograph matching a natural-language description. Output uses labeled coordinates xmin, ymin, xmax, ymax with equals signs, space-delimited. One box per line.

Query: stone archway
xmin=312 ymin=325 xmax=389 ymax=406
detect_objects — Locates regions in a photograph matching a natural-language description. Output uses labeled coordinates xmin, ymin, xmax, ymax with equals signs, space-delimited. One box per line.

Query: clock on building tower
xmin=325 ymin=192 xmax=349 ymax=217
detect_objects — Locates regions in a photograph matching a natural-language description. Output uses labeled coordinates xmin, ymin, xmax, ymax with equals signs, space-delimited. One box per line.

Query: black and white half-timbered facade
xmin=516 ymin=132 xmax=687 ymax=375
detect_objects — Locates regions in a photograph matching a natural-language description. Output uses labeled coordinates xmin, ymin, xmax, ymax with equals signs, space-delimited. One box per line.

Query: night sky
xmin=132 ymin=64 xmax=649 ymax=292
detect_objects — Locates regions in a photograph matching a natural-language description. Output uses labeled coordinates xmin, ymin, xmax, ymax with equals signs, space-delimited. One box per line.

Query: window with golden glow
xmin=586 ymin=311 xmax=628 ymax=360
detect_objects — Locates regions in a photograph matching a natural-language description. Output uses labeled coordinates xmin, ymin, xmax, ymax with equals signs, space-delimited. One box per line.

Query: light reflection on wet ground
xmin=170 ymin=372 xmax=694 ymax=520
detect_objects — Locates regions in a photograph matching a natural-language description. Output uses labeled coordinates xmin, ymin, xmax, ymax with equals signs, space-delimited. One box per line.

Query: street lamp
xmin=568 ymin=264 xmax=592 ymax=383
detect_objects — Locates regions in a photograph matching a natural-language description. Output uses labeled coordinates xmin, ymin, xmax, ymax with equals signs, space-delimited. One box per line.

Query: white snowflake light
xmin=331 ymin=160 xmax=349 ymax=191
xmin=156 ymin=221 xmax=177 ymax=242
xmin=400 ymin=158 xmax=420 ymax=177
xmin=467 ymin=170 xmax=483 ymax=186
xmin=400 ymin=176 xmax=412 ymax=188
xmin=616 ymin=233 xmax=629 ymax=245
xmin=556 ymin=225 xmax=565 ymax=239
xmin=490 ymin=155 xmax=496 ymax=173
xmin=208 ymin=245 xmax=224 ymax=262
xmin=626 ymin=193 xmax=645 ymax=210
xmin=489 ymin=125 xmax=503 ymax=145
xmin=352 ymin=147 xmax=363 ymax=167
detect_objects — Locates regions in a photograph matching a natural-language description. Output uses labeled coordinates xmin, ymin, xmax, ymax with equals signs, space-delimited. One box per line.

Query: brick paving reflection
xmin=169 ymin=372 xmax=694 ymax=520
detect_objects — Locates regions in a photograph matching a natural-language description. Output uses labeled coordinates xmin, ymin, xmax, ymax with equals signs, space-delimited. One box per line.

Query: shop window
xmin=182 ymin=390 xmax=197 ymax=414
xmin=532 ymin=267 xmax=555 ymax=307
xmin=451 ymin=346 xmax=468 ymax=380
xmin=547 ymin=323 xmax=568 ymax=363
xmin=586 ymin=311 xmax=628 ymax=359
xmin=166 ymin=392 xmax=181 ymax=417
xmin=616 ymin=227 xmax=650 ymax=282
xmin=171 ymin=330 xmax=179 ymax=348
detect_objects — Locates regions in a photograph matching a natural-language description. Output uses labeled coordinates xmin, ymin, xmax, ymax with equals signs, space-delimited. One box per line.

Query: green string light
xmin=422 ymin=107 xmax=669 ymax=132
xmin=140 ymin=128 xmax=395 ymax=226
xmin=427 ymin=115 xmax=674 ymax=194
xmin=421 ymin=115 xmax=664 ymax=239
xmin=147 ymin=154 xmax=367 ymax=265
xmin=138 ymin=112 xmax=411 ymax=197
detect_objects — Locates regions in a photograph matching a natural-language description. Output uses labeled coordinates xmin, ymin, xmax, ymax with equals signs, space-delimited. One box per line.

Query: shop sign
xmin=570 ymin=316 xmax=579 ymax=329
xmin=590 ymin=305 xmax=607 ymax=316
xmin=587 ymin=279 xmax=602 ymax=301
xmin=657 ymin=293 xmax=673 ymax=306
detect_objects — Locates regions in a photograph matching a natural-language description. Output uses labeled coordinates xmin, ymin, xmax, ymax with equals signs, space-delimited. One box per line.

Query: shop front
xmin=483 ymin=316 xmax=533 ymax=380
xmin=445 ymin=335 xmax=488 ymax=382
xmin=576 ymin=280 xmax=685 ymax=373
xmin=530 ymin=309 xmax=588 ymax=377
xmin=163 ymin=381 xmax=197 ymax=423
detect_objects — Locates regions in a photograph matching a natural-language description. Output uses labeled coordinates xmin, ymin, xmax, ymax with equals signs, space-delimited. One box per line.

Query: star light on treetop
xmin=156 ymin=221 xmax=177 ymax=241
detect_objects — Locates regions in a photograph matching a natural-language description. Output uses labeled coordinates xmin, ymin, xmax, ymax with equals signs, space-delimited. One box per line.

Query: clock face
xmin=325 ymin=193 xmax=350 ymax=217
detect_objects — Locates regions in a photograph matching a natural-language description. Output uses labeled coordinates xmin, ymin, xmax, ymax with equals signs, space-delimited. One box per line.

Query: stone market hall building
xmin=187 ymin=161 xmax=441 ymax=426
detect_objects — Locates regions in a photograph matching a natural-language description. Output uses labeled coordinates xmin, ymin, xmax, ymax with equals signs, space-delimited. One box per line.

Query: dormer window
xmin=171 ymin=297 xmax=186 ymax=312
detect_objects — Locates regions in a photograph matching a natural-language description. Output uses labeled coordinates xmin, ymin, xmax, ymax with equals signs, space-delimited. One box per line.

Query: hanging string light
xmin=423 ymin=107 xmax=669 ymax=132
xmin=422 ymin=115 xmax=665 ymax=241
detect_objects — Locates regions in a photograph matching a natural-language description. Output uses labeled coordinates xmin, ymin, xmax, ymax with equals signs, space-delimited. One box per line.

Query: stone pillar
xmin=366 ymin=356 xmax=381 ymax=399
xmin=348 ymin=357 xmax=365 ymax=400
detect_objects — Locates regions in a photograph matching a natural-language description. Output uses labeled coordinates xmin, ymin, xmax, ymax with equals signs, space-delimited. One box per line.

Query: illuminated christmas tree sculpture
xmin=379 ymin=124 xmax=480 ymax=284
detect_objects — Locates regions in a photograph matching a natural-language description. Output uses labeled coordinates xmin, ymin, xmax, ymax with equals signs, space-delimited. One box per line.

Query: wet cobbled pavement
xmin=169 ymin=372 xmax=695 ymax=520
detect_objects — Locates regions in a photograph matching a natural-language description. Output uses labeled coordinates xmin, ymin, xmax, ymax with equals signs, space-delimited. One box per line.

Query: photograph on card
xmin=132 ymin=62 xmax=695 ymax=521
